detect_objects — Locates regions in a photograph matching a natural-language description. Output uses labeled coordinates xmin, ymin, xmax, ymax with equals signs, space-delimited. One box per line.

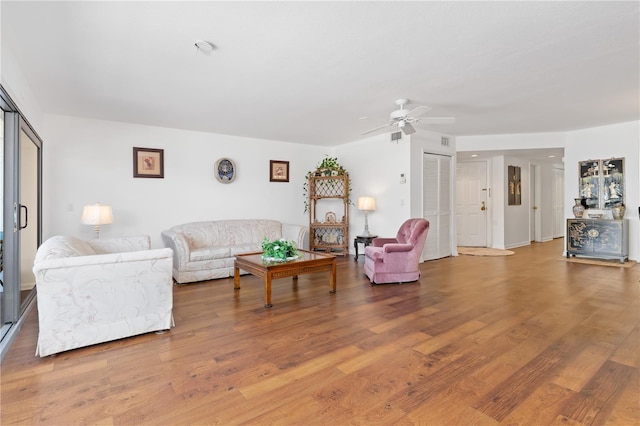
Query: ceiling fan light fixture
xmin=402 ymin=122 xmax=416 ymax=135
xmin=390 ymin=109 xmax=408 ymax=120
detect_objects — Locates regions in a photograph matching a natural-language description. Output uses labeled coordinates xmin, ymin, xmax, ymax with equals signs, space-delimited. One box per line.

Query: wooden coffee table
xmin=234 ymin=250 xmax=336 ymax=308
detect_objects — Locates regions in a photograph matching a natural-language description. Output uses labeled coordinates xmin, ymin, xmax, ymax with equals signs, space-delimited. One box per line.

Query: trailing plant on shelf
xmin=261 ymin=237 xmax=300 ymax=262
xmin=303 ymin=155 xmax=352 ymax=213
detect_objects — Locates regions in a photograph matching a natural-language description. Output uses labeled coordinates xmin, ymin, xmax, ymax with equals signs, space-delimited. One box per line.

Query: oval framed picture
xmin=215 ymin=158 xmax=236 ymax=183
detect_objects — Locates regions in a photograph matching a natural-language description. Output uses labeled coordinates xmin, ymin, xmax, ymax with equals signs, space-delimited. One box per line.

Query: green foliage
xmin=261 ymin=237 xmax=299 ymax=262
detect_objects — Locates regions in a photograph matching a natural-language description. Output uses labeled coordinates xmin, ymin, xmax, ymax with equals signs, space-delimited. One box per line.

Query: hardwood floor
xmin=2 ymin=238 xmax=639 ymax=425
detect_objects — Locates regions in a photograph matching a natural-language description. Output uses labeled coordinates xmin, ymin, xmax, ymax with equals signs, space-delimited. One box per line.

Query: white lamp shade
xmin=357 ymin=196 xmax=376 ymax=211
xmin=81 ymin=204 xmax=113 ymax=225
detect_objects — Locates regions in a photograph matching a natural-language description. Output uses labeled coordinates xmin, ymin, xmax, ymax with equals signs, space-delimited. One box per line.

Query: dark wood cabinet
xmin=566 ymin=219 xmax=628 ymax=263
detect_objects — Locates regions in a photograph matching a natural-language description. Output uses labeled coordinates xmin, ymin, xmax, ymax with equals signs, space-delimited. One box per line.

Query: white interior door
xmin=422 ymin=153 xmax=452 ymax=261
xmin=552 ymin=167 xmax=565 ymax=238
xmin=456 ymin=161 xmax=488 ymax=247
xmin=530 ymin=164 xmax=540 ymax=242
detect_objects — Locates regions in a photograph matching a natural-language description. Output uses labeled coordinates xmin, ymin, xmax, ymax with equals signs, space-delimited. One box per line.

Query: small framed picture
xmin=270 ymin=160 xmax=289 ymax=182
xmin=133 ymin=147 xmax=164 ymax=178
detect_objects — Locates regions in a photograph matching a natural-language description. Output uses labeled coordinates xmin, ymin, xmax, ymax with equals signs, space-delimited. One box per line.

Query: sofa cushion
xmin=34 ymin=236 xmax=96 ymax=263
xmin=181 ymin=222 xmax=229 ymax=249
xmin=189 ymin=247 xmax=231 ymax=262
xmin=224 ymin=220 xmax=282 ymax=245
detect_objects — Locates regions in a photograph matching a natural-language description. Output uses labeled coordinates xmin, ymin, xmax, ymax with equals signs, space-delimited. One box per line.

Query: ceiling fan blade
xmin=361 ymin=123 xmax=392 ymax=135
xmin=405 ymin=105 xmax=432 ymax=119
xmin=402 ymin=122 xmax=416 ymax=135
xmin=418 ymin=116 xmax=456 ymax=124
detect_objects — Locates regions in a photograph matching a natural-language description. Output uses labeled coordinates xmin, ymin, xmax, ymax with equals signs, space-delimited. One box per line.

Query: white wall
xmin=42 ymin=115 xmax=330 ymax=248
xmin=334 ymin=133 xmax=411 ymax=243
xmin=37 ymin=112 xmax=457 ymax=255
xmin=490 ymin=156 xmax=506 ymax=248
xmin=503 ymin=155 xmax=531 ymax=249
xmin=0 ymin=43 xmax=45 ymax=135
xmin=457 ymin=132 xmax=566 ymax=151
xmin=334 ymin=130 xmax=456 ymax=250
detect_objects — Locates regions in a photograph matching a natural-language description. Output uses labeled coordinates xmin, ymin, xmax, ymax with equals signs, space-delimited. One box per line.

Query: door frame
xmin=530 ymin=163 xmax=542 ymax=242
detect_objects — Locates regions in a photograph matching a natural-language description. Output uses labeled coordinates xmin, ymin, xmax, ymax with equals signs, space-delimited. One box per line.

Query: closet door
xmin=422 ymin=153 xmax=452 ymax=261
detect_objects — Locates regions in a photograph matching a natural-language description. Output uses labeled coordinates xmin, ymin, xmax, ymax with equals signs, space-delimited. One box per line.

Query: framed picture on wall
xmin=133 ymin=147 xmax=164 ymax=178
xmin=269 ymin=160 xmax=289 ymax=182
xmin=508 ymin=165 xmax=521 ymax=205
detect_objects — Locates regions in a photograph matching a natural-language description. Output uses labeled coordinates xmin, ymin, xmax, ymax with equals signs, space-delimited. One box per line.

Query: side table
xmin=354 ymin=235 xmax=377 ymax=261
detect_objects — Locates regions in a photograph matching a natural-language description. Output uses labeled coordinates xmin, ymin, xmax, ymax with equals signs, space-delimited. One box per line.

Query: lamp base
xmin=360 ymin=211 xmax=374 ymax=238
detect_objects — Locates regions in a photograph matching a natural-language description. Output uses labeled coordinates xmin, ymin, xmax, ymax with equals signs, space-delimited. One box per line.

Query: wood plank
xmin=559 ymin=360 xmax=635 ymax=424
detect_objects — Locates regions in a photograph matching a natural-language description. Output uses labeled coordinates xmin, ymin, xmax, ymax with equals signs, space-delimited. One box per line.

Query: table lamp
xmin=357 ymin=196 xmax=376 ymax=237
xmin=81 ymin=203 xmax=113 ymax=238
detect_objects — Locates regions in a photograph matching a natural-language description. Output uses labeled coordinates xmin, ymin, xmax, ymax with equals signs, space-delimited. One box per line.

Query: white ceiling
xmin=2 ymin=1 xmax=638 ymax=147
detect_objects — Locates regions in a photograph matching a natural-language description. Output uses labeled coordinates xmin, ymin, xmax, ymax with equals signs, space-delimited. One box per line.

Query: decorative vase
xmin=572 ymin=198 xmax=585 ymax=218
xmin=611 ymin=204 xmax=626 ymax=220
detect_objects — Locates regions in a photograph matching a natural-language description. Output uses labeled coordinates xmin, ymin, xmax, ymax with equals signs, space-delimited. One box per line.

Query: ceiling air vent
xmin=391 ymin=131 xmax=402 ymax=142
xmin=441 ymin=136 xmax=449 ymax=146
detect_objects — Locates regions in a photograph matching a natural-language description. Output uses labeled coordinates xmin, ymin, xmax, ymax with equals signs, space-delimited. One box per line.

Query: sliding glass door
xmin=0 ymin=86 xmax=42 ymax=354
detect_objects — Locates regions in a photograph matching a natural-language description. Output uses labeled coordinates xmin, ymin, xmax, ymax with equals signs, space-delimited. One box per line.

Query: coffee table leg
xmin=234 ymin=264 xmax=241 ymax=290
xmin=329 ymin=261 xmax=336 ymax=293
xmin=264 ymin=272 xmax=273 ymax=308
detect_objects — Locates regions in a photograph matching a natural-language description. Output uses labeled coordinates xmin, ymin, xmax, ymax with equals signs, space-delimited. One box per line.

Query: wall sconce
xmin=357 ymin=196 xmax=376 ymax=237
xmin=81 ymin=203 xmax=113 ymax=238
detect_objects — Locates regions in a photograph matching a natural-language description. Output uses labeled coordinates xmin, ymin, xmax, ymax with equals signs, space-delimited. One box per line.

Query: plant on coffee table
xmin=261 ymin=237 xmax=300 ymax=263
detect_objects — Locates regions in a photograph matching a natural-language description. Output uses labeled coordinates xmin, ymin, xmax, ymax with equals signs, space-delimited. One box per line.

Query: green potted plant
xmin=261 ymin=237 xmax=300 ymax=263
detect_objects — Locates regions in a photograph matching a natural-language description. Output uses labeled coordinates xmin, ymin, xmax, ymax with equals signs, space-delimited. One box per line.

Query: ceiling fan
xmin=362 ymin=98 xmax=455 ymax=136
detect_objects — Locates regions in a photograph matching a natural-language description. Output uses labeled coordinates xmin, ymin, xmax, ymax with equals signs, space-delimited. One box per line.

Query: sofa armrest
xmin=383 ymin=243 xmax=413 ymax=253
xmin=161 ymin=230 xmax=191 ymax=271
xmin=373 ymin=237 xmax=398 ymax=247
xmin=282 ymin=223 xmax=307 ymax=249
xmin=33 ymin=248 xmax=173 ymax=273
xmin=88 ymin=235 xmax=151 ymax=254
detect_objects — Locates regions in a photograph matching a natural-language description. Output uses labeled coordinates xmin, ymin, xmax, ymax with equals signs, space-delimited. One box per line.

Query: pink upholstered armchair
xmin=363 ymin=218 xmax=430 ymax=284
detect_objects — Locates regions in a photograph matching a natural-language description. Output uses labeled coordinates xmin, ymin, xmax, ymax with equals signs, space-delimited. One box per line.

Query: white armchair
xmin=33 ymin=235 xmax=174 ymax=357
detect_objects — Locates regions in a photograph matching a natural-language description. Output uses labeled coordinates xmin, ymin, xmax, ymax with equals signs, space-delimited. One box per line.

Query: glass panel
xmin=602 ymin=158 xmax=624 ymax=208
xmin=19 ymin=128 xmax=39 ymax=309
xmin=579 ymin=160 xmax=600 ymax=209
xmin=0 ymin=111 xmax=4 ymax=330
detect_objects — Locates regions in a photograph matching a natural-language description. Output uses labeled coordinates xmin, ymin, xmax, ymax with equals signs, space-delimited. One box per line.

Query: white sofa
xmin=33 ymin=235 xmax=174 ymax=357
xmin=161 ymin=219 xmax=306 ymax=284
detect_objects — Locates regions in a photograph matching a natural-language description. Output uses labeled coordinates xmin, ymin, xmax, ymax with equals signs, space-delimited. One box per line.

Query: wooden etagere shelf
xmin=308 ymin=173 xmax=349 ymax=256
